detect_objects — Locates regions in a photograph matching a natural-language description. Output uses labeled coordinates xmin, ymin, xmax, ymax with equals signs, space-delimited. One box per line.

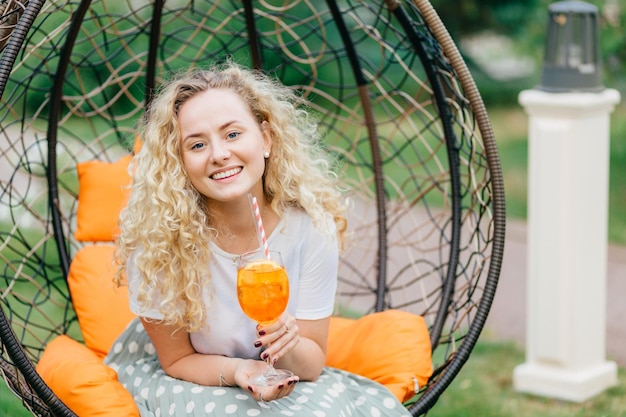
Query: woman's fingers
xmin=257 ymin=324 xmax=299 ymax=364
xmin=257 ymin=314 xmax=293 ymax=337
xmin=255 ymin=315 xmax=299 ymax=349
xmin=269 ymin=330 xmax=299 ymax=364
xmin=255 ymin=376 xmax=299 ymax=402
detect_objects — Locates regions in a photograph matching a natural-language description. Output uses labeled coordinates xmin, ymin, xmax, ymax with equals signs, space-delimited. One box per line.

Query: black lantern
xmin=540 ymin=1 xmax=603 ymax=92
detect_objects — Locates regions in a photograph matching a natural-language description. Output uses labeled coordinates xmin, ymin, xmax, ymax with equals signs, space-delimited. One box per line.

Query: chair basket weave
xmin=0 ymin=0 xmax=506 ymax=415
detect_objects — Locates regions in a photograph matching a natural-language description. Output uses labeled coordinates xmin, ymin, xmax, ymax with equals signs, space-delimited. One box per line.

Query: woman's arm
xmin=141 ymin=317 xmax=223 ymax=385
xmin=255 ymin=315 xmax=329 ymax=381
xmin=140 ymin=317 xmax=299 ymax=400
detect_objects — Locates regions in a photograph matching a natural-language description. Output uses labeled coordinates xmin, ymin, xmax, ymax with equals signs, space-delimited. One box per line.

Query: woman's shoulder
xmin=278 ymin=206 xmax=336 ymax=244
xmin=279 ymin=206 xmax=312 ymax=233
xmin=268 ymin=206 xmax=313 ymax=244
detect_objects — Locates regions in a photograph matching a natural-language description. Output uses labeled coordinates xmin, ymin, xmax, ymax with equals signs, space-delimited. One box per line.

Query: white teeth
xmin=211 ymin=167 xmax=242 ymax=180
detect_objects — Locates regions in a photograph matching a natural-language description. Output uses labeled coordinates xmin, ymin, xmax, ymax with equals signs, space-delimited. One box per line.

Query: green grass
xmin=429 ymin=338 xmax=626 ymax=417
xmin=0 ymin=384 xmax=31 ymax=417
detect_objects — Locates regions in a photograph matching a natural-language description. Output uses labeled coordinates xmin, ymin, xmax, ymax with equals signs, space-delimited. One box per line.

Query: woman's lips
xmin=210 ymin=167 xmax=242 ymax=180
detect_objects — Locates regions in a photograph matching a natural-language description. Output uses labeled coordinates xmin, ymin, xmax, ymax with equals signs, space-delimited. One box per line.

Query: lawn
xmin=0 ymin=382 xmax=31 ymax=417
xmin=430 ymin=338 xmax=626 ymax=417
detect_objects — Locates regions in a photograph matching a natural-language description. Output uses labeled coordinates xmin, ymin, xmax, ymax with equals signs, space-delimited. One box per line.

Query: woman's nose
xmin=210 ymin=141 xmax=231 ymax=163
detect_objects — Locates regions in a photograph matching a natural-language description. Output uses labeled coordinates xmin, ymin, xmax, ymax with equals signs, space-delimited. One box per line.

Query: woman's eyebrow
xmin=181 ymin=120 xmax=242 ymax=143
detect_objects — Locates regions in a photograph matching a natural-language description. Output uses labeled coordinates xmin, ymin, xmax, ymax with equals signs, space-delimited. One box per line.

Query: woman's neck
xmin=209 ymin=197 xmax=278 ymax=255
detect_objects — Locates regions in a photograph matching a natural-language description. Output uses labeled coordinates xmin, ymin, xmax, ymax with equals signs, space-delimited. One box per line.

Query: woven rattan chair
xmin=0 ymin=0 xmax=506 ymax=415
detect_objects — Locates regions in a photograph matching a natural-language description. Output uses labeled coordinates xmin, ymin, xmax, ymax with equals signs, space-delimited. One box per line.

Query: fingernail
xmin=248 ymin=386 xmax=254 ymax=392
xmin=258 ymin=330 xmax=266 ymax=336
xmin=278 ymin=384 xmax=284 ymax=389
xmin=272 ymin=357 xmax=277 ymax=365
xmin=261 ymin=352 xmax=269 ymax=360
xmin=254 ymin=341 xmax=262 ymax=348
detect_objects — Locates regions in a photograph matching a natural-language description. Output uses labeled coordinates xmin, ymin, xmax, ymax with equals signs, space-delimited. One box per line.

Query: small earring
xmin=263 ymin=151 xmax=270 ymax=159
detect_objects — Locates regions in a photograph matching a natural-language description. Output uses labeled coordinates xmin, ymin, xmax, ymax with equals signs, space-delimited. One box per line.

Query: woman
xmin=108 ymin=61 xmax=410 ymax=417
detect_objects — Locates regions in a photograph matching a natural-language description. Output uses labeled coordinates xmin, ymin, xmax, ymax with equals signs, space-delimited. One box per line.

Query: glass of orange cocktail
xmin=237 ymin=250 xmax=294 ymax=385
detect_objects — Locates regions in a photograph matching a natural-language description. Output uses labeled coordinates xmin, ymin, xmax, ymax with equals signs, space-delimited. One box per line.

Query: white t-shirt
xmin=127 ymin=208 xmax=338 ymax=359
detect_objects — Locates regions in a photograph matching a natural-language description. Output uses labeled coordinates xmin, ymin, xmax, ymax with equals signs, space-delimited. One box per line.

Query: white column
xmin=513 ymin=88 xmax=620 ymax=402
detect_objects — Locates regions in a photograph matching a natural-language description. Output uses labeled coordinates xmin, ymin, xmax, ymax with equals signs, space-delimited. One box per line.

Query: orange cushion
xmin=36 ymin=334 xmax=139 ymax=417
xmin=133 ymin=136 xmax=142 ymax=154
xmin=75 ymin=154 xmax=132 ymax=242
xmin=326 ymin=310 xmax=433 ymax=403
xmin=68 ymin=245 xmax=135 ymax=358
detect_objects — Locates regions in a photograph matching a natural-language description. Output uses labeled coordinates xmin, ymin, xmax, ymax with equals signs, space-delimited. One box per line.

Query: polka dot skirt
xmin=106 ymin=319 xmax=411 ymax=417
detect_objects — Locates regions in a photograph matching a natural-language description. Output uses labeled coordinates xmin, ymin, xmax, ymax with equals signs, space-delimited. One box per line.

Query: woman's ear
xmin=261 ymin=120 xmax=272 ymax=152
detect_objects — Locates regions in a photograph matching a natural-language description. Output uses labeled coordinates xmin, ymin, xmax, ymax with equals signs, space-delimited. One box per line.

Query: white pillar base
xmin=516 ymin=88 xmax=621 ymax=402
xmin=513 ymin=361 xmax=618 ymax=403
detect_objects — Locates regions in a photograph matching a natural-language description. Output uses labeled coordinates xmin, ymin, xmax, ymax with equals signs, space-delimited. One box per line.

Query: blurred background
xmin=429 ymin=1 xmax=626 ymax=415
xmin=433 ymin=0 xmax=625 ymax=245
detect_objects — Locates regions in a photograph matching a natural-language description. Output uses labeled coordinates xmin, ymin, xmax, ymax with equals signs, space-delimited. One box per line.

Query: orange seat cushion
xmin=36 ymin=334 xmax=139 ymax=417
xmin=75 ymin=154 xmax=132 ymax=242
xmin=68 ymin=245 xmax=136 ymax=358
xmin=326 ymin=310 xmax=433 ymax=403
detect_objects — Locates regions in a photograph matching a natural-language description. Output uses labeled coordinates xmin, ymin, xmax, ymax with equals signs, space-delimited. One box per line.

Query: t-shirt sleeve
xmin=294 ymin=223 xmax=339 ymax=320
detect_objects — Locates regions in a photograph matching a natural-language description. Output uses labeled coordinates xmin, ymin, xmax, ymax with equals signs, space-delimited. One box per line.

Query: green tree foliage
xmin=431 ymin=0 xmax=540 ymax=41
xmin=432 ymin=0 xmax=625 ymax=91
xmin=594 ymin=0 xmax=626 ymax=89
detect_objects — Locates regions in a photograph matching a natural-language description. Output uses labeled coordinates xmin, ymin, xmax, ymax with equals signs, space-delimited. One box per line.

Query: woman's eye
xmin=226 ymin=131 xmax=240 ymax=140
xmin=191 ymin=142 xmax=205 ymax=150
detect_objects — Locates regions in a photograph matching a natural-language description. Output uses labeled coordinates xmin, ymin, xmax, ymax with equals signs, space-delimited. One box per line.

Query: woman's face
xmin=178 ymin=88 xmax=271 ymax=204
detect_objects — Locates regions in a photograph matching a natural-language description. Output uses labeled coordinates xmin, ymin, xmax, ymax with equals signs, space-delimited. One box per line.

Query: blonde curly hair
xmin=114 ymin=62 xmax=347 ymax=331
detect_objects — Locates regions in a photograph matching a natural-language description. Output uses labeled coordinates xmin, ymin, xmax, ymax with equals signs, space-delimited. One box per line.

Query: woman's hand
xmin=252 ymin=315 xmax=329 ymax=382
xmin=254 ymin=314 xmax=300 ymax=365
xmin=232 ymin=359 xmax=299 ymax=402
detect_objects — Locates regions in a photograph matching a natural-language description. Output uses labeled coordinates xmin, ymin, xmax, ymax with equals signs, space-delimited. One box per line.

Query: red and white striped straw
xmin=248 ymin=194 xmax=270 ymax=259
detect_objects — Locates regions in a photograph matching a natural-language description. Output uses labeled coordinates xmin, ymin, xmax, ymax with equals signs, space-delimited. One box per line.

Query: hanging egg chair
xmin=0 ymin=0 xmax=506 ymax=416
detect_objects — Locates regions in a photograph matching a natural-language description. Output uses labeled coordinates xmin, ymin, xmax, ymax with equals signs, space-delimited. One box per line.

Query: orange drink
xmin=236 ymin=249 xmax=294 ymax=385
xmin=237 ymin=258 xmax=289 ymax=324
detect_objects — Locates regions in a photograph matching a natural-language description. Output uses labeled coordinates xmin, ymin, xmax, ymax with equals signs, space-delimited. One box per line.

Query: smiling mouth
xmin=211 ymin=167 xmax=242 ymax=180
